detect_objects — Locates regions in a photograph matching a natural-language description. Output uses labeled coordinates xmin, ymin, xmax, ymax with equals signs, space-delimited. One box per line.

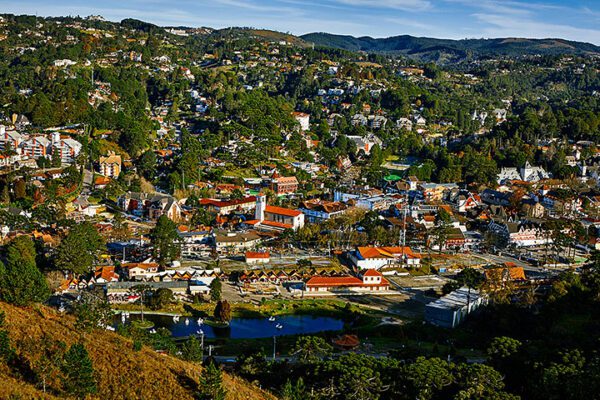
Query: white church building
xmin=244 ymin=195 xmax=305 ymax=232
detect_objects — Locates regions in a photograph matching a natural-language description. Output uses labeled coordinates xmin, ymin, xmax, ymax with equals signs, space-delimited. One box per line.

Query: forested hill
xmin=300 ymin=32 xmax=600 ymax=63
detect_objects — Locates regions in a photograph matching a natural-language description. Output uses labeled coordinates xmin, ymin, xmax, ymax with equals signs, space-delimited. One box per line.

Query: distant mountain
xmin=300 ymin=32 xmax=600 ymax=63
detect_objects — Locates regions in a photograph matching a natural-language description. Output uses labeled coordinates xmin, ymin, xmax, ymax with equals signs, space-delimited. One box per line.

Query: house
xmin=99 ymin=152 xmax=122 ymax=177
xmin=271 ymin=176 xmax=299 ymax=195
xmin=119 ymin=192 xmax=182 ymax=221
xmin=298 ymin=199 xmax=348 ymax=223
xmin=244 ymin=195 xmax=305 ymax=231
xmin=484 ymin=263 xmax=526 ymax=287
xmin=481 ymin=189 xmax=512 ymax=207
xmin=94 ymin=175 xmax=111 ymax=190
xmin=245 ymin=251 xmax=270 ymax=264
xmin=396 ymin=118 xmax=413 ymax=131
xmin=368 ymin=115 xmax=387 ymax=129
xmin=214 ymin=231 xmax=261 ymax=254
xmin=351 ymin=114 xmax=368 ymax=127
xmin=199 ymin=196 xmax=256 ymax=215
xmin=444 ymin=189 xmax=481 ymax=213
xmin=418 ymin=183 xmax=459 ymax=202
xmin=492 ymin=108 xmax=507 ymax=123
xmin=304 ymin=269 xmax=390 ymax=294
xmin=122 ymin=262 xmax=160 ymax=280
xmin=93 ymin=266 xmax=119 ymax=284
xmin=292 ymin=112 xmax=310 ymax=131
xmin=347 ymin=134 xmax=382 ymax=155
xmin=487 ymin=220 xmax=550 ymax=247
xmin=148 ymin=196 xmax=182 ymax=221
xmin=106 ymin=281 xmax=189 ymax=303
xmin=425 ymin=287 xmax=488 ymax=328
xmin=349 ymin=246 xmax=421 ymax=269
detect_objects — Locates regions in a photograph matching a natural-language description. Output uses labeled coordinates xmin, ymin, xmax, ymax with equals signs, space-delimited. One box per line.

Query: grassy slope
xmin=0 ymin=302 xmax=275 ymax=400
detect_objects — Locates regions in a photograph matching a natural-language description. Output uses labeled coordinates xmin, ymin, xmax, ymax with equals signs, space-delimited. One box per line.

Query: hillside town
xmin=0 ymin=11 xmax=599 ymax=400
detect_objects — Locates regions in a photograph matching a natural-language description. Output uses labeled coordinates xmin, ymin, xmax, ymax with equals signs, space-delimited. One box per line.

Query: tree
xmin=455 ymin=364 xmax=517 ymax=400
xmin=191 ymin=208 xmax=213 ymax=227
xmin=0 ymin=236 xmax=50 ymax=306
xmin=209 ymin=277 xmax=222 ymax=302
xmin=487 ymin=336 xmax=522 ymax=361
xmin=150 ymin=215 xmax=181 ymax=266
xmin=457 ymin=267 xmax=484 ymax=309
xmin=74 ymin=292 xmax=114 ymax=332
xmin=297 ymin=258 xmax=312 ymax=269
xmin=61 ymin=342 xmax=97 ymax=399
xmin=148 ymin=288 xmax=173 ymax=311
xmin=28 ymin=336 xmax=66 ymax=394
xmin=293 ymin=336 xmax=333 ymax=363
xmin=281 ymin=378 xmax=307 ymax=400
xmin=230 ymin=188 xmax=244 ymax=200
xmin=213 ymin=300 xmax=231 ymax=323
xmin=198 ymin=362 xmax=226 ymax=400
xmin=403 ymin=357 xmax=454 ymax=400
xmin=0 ymin=311 xmax=16 ymax=363
xmin=181 ymin=336 xmax=203 ymax=362
xmin=51 ymin=149 xmax=62 ymax=168
xmin=55 ymin=222 xmax=105 ymax=274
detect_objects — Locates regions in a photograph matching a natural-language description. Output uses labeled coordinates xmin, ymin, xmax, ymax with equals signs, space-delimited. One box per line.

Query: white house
xmin=349 ymin=246 xmax=421 ymax=270
xmin=293 ymin=112 xmax=310 ymax=131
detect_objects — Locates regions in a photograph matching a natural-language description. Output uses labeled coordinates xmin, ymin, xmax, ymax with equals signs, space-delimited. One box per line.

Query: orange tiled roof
xmin=265 ymin=205 xmax=302 ymax=217
xmin=362 ymin=269 xmax=383 ymax=277
xmin=246 ymin=251 xmax=270 ymax=259
xmin=306 ymin=275 xmax=389 ymax=287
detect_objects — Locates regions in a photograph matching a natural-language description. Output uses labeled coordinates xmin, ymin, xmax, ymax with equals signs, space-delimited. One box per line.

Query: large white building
xmin=425 ymin=287 xmax=488 ymax=328
xmin=349 ymin=246 xmax=421 ymax=270
xmin=293 ymin=112 xmax=310 ymax=131
xmin=497 ymin=161 xmax=551 ymax=184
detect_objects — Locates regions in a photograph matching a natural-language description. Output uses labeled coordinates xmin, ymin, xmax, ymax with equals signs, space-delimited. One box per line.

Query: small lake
xmin=116 ymin=313 xmax=344 ymax=339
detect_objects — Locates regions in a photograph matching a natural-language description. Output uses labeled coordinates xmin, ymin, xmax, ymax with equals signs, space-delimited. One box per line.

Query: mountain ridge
xmin=299 ymin=32 xmax=600 ymax=62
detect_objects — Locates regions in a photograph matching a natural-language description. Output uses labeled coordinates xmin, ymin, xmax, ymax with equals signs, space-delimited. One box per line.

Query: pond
xmin=116 ymin=313 xmax=344 ymax=339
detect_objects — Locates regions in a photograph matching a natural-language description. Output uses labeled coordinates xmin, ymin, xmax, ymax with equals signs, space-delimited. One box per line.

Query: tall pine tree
xmin=198 ymin=362 xmax=226 ymax=400
xmin=61 ymin=342 xmax=97 ymax=398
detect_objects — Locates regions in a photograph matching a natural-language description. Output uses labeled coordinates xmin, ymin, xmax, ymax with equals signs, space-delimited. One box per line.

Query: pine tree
xmin=0 ymin=236 xmax=50 ymax=306
xmin=181 ymin=336 xmax=203 ymax=362
xmin=209 ymin=277 xmax=222 ymax=302
xmin=61 ymin=343 xmax=97 ymax=398
xmin=197 ymin=362 xmax=226 ymax=400
xmin=150 ymin=215 xmax=181 ymax=266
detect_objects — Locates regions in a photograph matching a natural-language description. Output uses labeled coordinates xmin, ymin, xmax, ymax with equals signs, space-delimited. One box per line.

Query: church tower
xmin=255 ymin=195 xmax=266 ymax=222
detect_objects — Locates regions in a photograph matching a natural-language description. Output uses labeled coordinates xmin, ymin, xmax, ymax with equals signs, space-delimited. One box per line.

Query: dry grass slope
xmin=0 ymin=302 xmax=275 ymax=400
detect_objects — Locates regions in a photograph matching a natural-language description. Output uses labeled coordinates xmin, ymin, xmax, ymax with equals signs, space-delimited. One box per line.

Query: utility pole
xmin=272 ymin=335 xmax=277 ymax=361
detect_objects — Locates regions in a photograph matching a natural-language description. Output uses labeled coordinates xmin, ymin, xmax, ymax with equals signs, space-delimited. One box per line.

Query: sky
xmin=2 ymin=0 xmax=600 ymax=44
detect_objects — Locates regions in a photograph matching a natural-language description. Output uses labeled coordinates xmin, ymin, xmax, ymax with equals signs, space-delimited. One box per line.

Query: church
xmin=243 ymin=195 xmax=305 ymax=232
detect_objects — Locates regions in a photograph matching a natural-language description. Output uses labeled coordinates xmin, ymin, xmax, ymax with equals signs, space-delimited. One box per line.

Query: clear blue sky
xmin=3 ymin=0 xmax=600 ymax=44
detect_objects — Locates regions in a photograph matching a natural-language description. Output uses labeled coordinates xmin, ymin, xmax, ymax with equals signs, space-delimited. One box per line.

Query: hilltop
xmin=300 ymin=32 xmax=600 ymax=62
xmin=0 ymin=302 xmax=274 ymax=400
